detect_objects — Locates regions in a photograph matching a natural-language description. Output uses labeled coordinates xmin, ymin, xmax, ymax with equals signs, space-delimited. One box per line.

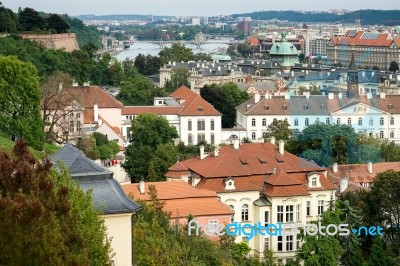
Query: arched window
xmin=252 ymin=132 xmax=256 ymax=140
xmin=380 ymin=117 xmax=384 ymax=126
xmin=262 ymin=118 xmax=267 ymax=127
xmin=229 ymin=205 xmax=235 ymax=222
xmin=252 ymin=118 xmax=256 ymax=127
xmin=241 ymin=204 xmax=249 ymax=221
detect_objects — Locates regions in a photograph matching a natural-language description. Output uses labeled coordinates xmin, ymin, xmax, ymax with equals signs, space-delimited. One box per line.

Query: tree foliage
xmin=134 ymin=53 xmax=162 ymax=76
xmin=0 ymin=55 xmax=43 ymax=150
xmin=18 ymin=7 xmax=45 ymax=31
xmin=158 ymin=43 xmax=196 ymax=64
xmin=45 ymin=14 xmax=70 ymax=33
xmin=200 ymin=82 xmax=249 ymax=128
xmin=0 ymin=140 xmax=112 ymax=265
xmin=265 ymin=119 xmax=292 ymax=141
xmin=0 ymin=3 xmax=18 ymax=32
xmin=389 ymin=61 xmax=399 ymax=72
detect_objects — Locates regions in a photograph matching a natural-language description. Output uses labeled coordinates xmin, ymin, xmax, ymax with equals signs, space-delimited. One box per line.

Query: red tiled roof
xmin=331 ymin=31 xmax=393 ymax=47
xmin=178 ymin=143 xmax=323 ymax=178
xmin=122 ymin=106 xmax=182 ymax=115
xmin=265 ymin=169 xmax=302 ymax=186
xmin=248 ymin=37 xmax=260 ymax=47
xmin=171 ymin=86 xmax=221 ymax=116
xmin=83 ymin=108 xmax=95 ymax=124
xmin=168 ymin=161 xmax=189 ymax=171
xmin=196 ymin=175 xmax=264 ymax=193
xmin=122 ymin=181 xmax=232 ymax=218
xmin=395 ymin=38 xmax=400 ymax=46
xmin=69 ymin=86 xmax=123 ymax=109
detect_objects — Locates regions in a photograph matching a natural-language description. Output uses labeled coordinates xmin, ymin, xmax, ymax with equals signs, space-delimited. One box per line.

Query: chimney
xmin=270 ymin=136 xmax=276 ymax=145
xmin=328 ymin=93 xmax=334 ymax=100
xmin=139 ymin=178 xmax=145 ymax=194
xmin=200 ymin=145 xmax=206 ymax=160
xmin=94 ymin=103 xmax=99 ymax=122
xmin=338 ymin=92 xmax=343 ymax=99
xmin=367 ymin=162 xmax=372 ymax=174
xmin=214 ymin=145 xmax=219 ymax=157
xmin=233 ymin=139 xmax=240 ymax=150
xmin=339 ymin=178 xmax=349 ymax=193
xmin=367 ymin=93 xmax=372 ymax=99
xmin=380 ymin=92 xmax=386 ymax=99
xmin=304 ymin=91 xmax=310 ymax=99
xmin=291 ymin=71 xmax=294 ymax=77
xmin=254 ymin=93 xmax=260 ymax=103
xmin=332 ymin=162 xmax=338 ymax=173
xmin=278 ymin=140 xmax=284 ymax=156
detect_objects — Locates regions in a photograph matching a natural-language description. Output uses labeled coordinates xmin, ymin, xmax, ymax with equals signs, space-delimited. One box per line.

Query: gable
xmin=332 ymin=102 xmax=387 ymax=115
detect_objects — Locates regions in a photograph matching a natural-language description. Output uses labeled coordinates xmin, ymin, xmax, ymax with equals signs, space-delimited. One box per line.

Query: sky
xmin=3 ymin=0 xmax=399 ymax=16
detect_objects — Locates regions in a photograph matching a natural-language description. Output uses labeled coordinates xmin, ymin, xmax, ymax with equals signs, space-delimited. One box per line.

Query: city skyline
xmin=3 ymin=0 xmax=399 ymax=17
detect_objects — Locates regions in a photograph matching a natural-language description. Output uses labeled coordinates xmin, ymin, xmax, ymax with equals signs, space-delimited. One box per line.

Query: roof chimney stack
xmin=270 ymin=136 xmax=276 ymax=145
xmin=139 ymin=178 xmax=145 ymax=194
xmin=233 ymin=139 xmax=240 ymax=150
xmin=254 ymin=93 xmax=260 ymax=104
xmin=200 ymin=145 xmax=206 ymax=160
xmin=278 ymin=140 xmax=284 ymax=156
xmin=94 ymin=103 xmax=99 ymax=122
xmin=214 ymin=145 xmax=219 ymax=157
xmin=332 ymin=162 xmax=338 ymax=173
xmin=367 ymin=161 xmax=372 ymax=174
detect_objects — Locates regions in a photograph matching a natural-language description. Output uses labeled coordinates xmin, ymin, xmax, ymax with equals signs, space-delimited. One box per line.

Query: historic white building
xmin=121 ymin=86 xmax=222 ymax=145
xmin=236 ymin=91 xmax=400 ymax=144
xmin=166 ymin=141 xmax=336 ymax=264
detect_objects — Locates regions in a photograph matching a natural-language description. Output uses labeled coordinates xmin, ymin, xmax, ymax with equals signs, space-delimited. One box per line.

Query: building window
xmin=208 ymin=220 xmax=218 ymax=232
xmin=252 ymin=118 xmax=256 ymax=127
xmin=262 ymin=118 xmax=267 ymax=127
xmin=318 ymin=200 xmax=324 ymax=215
xmin=380 ymin=117 xmax=384 ymax=126
xmin=76 ymin=112 xmax=81 ymax=119
xmin=264 ymin=238 xmax=270 ymax=251
xmin=390 ymin=131 xmax=395 ymax=139
xmin=264 ymin=211 xmax=269 ymax=226
xmin=358 ymin=118 xmax=362 ymax=126
xmin=228 ymin=205 xmax=235 ymax=222
xmin=277 ymin=206 xmax=284 ymax=222
xmin=305 ymin=118 xmax=309 ymax=126
xmin=210 ymin=134 xmax=215 ymax=145
xmin=69 ymin=112 xmax=74 ymax=118
xmin=76 ymin=121 xmax=81 ymax=132
xmin=390 ymin=117 xmax=395 ymax=125
xmin=197 ymin=120 xmax=205 ymax=131
xmin=316 ymin=118 xmax=320 ymax=123
xmin=306 ymin=201 xmax=311 ymax=216
xmin=210 ymin=119 xmax=215 ymax=130
xmin=286 ymin=205 xmax=294 ymax=223
xmin=277 ymin=236 xmax=283 ymax=251
xmin=188 ymin=120 xmax=192 ymax=131
xmin=188 ymin=134 xmax=193 ymax=145
xmin=297 ymin=238 xmax=301 ymax=250
xmin=252 ymin=132 xmax=256 ymax=140
xmin=326 ymin=118 xmax=330 ymax=125
xmin=296 ymin=204 xmax=300 ymax=222
xmin=347 ymin=118 xmax=352 ymax=125
xmin=69 ymin=121 xmax=74 ymax=133
xmin=337 ymin=118 xmax=341 ymax=125
xmin=369 ymin=118 xmax=374 ymax=126
xmin=286 ymin=235 xmax=293 ymax=251
xmin=312 ymin=177 xmax=317 ymax=186
xmin=294 ymin=118 xmax=299 ymax=126
xmin=380 ymin=131 xmax=384 ymax=139
xmin=197 ymin=134 xmax=205 ymax=144
xmin=241 ymin=204 xmax=249 ymax=221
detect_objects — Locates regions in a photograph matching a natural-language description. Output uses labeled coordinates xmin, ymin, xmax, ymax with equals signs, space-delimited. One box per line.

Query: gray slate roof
xmin=50 ymin=144 xmax=141 ymax=214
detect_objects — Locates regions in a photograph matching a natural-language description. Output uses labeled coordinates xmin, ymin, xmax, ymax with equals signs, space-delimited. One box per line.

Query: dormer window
xmin=308 ymin=173 xmax=321 ymax=188
xmin=225 ymin=178 xmax=236 ymax=190
xmin=304 ymin=104 xmax=309 ymax=109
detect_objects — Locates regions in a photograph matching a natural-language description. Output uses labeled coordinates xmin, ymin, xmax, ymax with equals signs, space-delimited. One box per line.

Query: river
xmin=116 ymin=39 xmax=231 ymax=61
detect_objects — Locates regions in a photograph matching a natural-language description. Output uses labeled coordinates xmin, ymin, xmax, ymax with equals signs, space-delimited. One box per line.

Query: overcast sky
xmin=3 ymin=0 xmax=399 ymax=16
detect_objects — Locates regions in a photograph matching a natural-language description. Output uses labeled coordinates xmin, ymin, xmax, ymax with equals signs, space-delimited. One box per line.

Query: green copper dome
xmin=270 ymin=32 xmax=298 ymax=56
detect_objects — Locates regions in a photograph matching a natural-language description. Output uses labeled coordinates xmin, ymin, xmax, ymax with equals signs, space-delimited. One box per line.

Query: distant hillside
xmin=75 ymin=14 xmax=174 ymax=21
xmin=232 ymin=10 xmax=400 ymax=25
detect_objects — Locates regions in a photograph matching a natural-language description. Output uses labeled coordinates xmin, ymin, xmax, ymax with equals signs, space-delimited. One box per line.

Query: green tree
xmin=148 ymin=143 xmax=179 ymax=181
xmin=265 ymin=118 xmax=292 ymax=141
xmin=167 ymin=67 xmax=190 ymax=90
xmin=368 ymin=236 xmax=390 ymax=266
xmin=0 ymin=3 xmax=18 ymax=32
xmin=76 ymin=135 xmax=100 ymax=160
xmin=45 ymin=13 xmax=70 ymax=33
xmin=18 ymin=7 xmax=45 ymax=31
xmin=128 ymin=113 xmax=178 ymax=147
xmin=159 ymin=43 xmax=195 ymax=64
xmin=134 ymin=53 xmax=162 ymax=76
xmin=0 ymin=140 xmax=112 ymax=265
xmin=0 ymin=56 xmax=43 ymax=150
xmin=389 ymin=61 xmax=399 ymax=72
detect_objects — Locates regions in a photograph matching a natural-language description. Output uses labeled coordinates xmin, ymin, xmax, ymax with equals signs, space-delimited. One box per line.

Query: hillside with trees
xmin=232 ymin=10 xmax=400 ymax=25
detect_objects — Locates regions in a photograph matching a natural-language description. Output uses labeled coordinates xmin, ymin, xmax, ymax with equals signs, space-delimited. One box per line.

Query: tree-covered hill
xmin=232 ymin=10 xmax=400 ymax=25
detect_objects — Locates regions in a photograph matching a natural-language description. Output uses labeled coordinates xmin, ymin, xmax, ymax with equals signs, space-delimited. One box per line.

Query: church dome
xmin=270 ymin=32 xmax=298 ymax=56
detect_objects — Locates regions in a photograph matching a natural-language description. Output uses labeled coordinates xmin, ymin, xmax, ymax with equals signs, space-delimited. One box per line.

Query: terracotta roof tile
xmin=122 ymin=181 xmax=232 ymax=218
xmin=84 ymin=108 xmax=95 ymax=124
xmin=122 ymin=106 xmax=182 ymax=115
xmin=332 ymin=31 xmax=393 ymax=47
xmin=69 ymin=86 xmax=123 ymax=109
xmin=171 ymin=86 xmax=221 ymax=116
xmin=169 ymin=161 xmax=189 ymax=171
xmin=265 ymin=169 xmax=302 ymax=186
